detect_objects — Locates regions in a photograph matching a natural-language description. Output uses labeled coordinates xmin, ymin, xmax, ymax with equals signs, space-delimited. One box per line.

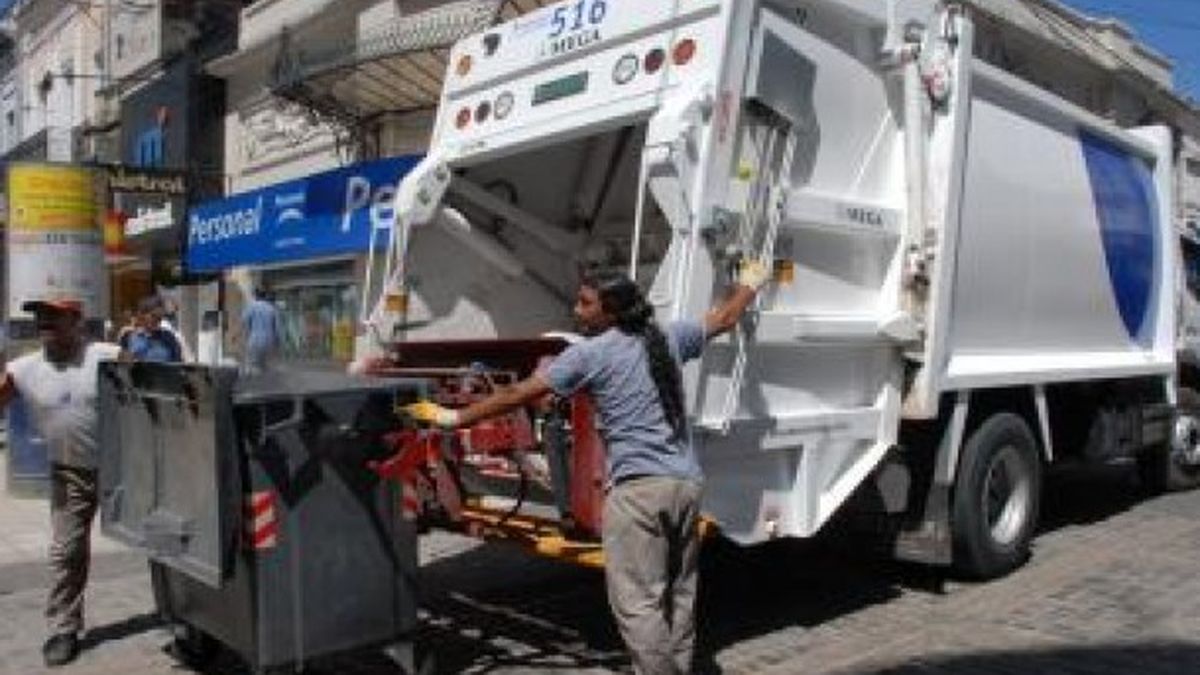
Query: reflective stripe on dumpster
xmin=245 ymin=491 xmax=278 ymax=550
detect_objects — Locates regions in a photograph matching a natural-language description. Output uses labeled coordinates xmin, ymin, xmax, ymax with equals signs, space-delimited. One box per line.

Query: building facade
xmin=101 ymin=0 xmax=239 ymax=356
xmin=197 ymin=0 xmax=548 ymax=366
xmin=6 ymin=0 xmax=106 ymax=162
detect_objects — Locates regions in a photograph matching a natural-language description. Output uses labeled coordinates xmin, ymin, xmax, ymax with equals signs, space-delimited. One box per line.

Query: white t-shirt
xmin=6 ymin=342 xmax=122 ymax=469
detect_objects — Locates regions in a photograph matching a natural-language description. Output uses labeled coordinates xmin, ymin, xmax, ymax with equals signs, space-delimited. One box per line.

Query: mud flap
xmin=893 ymin=483 xmax=953 ymax=566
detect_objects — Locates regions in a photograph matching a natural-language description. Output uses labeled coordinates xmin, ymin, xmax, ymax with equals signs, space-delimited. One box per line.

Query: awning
xmin=269 ymin=0 xmax=557 ymax=124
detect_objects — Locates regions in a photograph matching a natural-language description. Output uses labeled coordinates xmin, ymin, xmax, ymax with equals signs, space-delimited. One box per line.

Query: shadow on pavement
xmin=858 ymin=641 xmax=1200 ymax=674
xmin=168 ymin=464 xmax=1180 ymax=674
xmin=392 ymin=462 xmax=1181 ymax=673
xmin=81 ymin=611 xmax=162 ymax=651
xmin=398 ymin=532 xmax=923 ymax=674
xmin=1037 ymin=463 xmax=1147 ymax=532
xmin=413 ymin=542 xmax=626 ymax=673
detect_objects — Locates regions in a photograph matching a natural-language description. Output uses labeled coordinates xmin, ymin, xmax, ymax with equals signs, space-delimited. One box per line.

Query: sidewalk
xmin=0 ymin=452 xmax=128 ymax=568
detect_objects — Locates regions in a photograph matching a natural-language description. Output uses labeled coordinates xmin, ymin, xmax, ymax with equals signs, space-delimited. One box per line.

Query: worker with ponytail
xmin=407 ymin=259 xmax=771 ymax=674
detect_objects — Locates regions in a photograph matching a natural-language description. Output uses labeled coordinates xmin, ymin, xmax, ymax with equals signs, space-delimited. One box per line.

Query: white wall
xmin=0 ymin=72 xmax=18 ymax=154
xmin=216 ymin=0 xmax=380 ymax=193
xmin=108 ymin=0 xmax=161 ymax=83
xmin=15 ymin=0 xmax=104 ymax=159
xmin=220 ymin=48 xmax=345 ymax=193
xmin=1182 ymin=136 xmax=1200 ymax=228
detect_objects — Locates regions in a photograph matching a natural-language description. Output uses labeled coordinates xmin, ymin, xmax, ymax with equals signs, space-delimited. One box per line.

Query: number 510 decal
xmin=549 ymin=0 xmax=608 ymax=38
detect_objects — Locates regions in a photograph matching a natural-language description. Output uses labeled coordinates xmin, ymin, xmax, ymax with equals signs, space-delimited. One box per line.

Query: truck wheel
xmin=952 ymin=412 xmax=1042 ymax=579
xmin=1139 ymin=387 xmax=1200 ymax=492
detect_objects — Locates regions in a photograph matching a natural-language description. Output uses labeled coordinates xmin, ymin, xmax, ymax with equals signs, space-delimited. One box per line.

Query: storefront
xmin=186 ymin=154 xmax=420 ymax=366
xmin=104 ymin=165 xmax=192 ymax=329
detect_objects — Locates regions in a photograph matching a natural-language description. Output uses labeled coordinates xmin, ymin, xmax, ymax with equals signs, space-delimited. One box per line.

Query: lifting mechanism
xmin=361 ymin=341 xmax=614 ymax=566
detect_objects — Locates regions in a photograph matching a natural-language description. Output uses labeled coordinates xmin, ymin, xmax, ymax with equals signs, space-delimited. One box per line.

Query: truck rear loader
xmin=358 ymin=0 xmax=1198 ymax=579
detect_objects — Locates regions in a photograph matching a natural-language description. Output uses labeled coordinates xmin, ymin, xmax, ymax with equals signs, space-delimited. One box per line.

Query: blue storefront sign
xmin=185 ymin=155 xmax=422 ymax=272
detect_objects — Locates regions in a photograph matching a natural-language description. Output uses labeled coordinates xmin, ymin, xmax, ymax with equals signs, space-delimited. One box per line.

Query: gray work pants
xmin=47 ymin=464 xmax=99 ymax=636
xmin=603 ymin=476 xmax=703 ymax=675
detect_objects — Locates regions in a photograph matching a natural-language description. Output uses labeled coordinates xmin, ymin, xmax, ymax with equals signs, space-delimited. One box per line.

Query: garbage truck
xmin=349 ymin=0 xmax=1200 ymax=581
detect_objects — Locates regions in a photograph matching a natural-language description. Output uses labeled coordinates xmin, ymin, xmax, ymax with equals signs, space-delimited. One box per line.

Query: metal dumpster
xmin=98 ymin=362 xmax=426 ymax=673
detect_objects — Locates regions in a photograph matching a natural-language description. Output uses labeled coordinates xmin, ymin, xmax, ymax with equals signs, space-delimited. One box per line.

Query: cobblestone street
xmin=2 ymin=463 xmax=1199 ymax=675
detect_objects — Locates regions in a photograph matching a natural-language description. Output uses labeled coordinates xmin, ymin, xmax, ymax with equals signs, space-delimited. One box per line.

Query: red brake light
xmin=644 ymin=47 xmax=666 ymax=74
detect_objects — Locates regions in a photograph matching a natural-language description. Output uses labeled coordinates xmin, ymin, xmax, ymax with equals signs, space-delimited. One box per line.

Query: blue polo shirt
xmin=544 ymin=320 xmax=705 ymax=487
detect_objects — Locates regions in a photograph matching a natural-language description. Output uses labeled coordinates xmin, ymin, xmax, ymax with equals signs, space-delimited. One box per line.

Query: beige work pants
xmin=603 ymin=476 xmax=703 ymax=675
xmin=46 ymin=464 xmax=99 ymax=636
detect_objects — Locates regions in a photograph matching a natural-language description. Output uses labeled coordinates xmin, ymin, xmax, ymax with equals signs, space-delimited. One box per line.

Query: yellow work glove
xmin=402 ymin=400 xmax=460 ymax=428
xmin=737 ymin=258 xmax=771 ymax=291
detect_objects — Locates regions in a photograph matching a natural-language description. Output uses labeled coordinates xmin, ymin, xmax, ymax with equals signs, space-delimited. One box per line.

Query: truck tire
xmin=1139 ymin=387 xmax=1200 ymax=492
xmin=952 ymin=412 xmax=1042 ymax=579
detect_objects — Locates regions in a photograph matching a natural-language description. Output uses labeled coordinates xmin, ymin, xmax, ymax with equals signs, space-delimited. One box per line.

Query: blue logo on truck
xmin=1080 ymin=131 xmax=1159 ymax=344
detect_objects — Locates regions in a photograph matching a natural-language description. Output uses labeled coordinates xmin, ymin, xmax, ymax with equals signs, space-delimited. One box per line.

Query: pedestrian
xmin=404 ymin=260 xmax=771 ymax=674
xmin=157 ymin=296 xmax=194 ymax=362
xmin=0 ymin=298 xmax=123 ymax=667
xmin=114 ymin=309 xmax=137 ymax=345
xmin=240 ymin=286 xmax=285 ymax=375
xmin=120 ymin=296 xmax=184 ymax=363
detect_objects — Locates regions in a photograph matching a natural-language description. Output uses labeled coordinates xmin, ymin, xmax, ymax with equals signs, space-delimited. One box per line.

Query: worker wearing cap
xmin=0 ymin=298 xmax=122 ymax=667
xmin=405 ymin=260 xmax=771 ymax=675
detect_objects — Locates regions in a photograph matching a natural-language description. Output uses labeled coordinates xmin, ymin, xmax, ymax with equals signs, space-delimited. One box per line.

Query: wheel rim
xmin=982 ymin=444 xmax=1033 ymax=547
xmin=1172 ymin=412 xmax=1200 ymax=466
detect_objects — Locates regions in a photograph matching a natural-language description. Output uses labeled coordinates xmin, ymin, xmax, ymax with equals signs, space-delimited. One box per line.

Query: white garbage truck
xmin=355 ymin=0 xmax=1200 ymax=579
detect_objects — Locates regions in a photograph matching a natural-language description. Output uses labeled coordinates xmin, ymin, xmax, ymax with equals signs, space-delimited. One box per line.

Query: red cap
xmin=23 ymin=297 xmax=84 ymax=316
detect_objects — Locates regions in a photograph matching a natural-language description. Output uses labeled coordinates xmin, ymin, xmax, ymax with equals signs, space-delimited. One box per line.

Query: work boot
xmin=43 ymin=633 xmax=79 ymax=667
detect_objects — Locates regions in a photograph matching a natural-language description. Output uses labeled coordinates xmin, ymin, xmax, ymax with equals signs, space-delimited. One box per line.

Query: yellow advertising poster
xmin=8 ymin=163 xmax=99 ymax=232
xmin=6 ymin=163 xmax=105 ymax=319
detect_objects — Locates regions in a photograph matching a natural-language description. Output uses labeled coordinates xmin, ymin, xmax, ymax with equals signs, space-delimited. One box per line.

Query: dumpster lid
xmin=233 ymin=369 xmax=419 ymax=403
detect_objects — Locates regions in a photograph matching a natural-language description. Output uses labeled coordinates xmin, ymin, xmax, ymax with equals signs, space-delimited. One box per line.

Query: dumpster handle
xmin=256 ymin=397 xmax=306 ymax=446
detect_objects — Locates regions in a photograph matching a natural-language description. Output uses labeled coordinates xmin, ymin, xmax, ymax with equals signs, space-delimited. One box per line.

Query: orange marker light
xmin=456 ymin=54 xmax=473 ymax=77
xmin=673 ymin=38 xmax=696 ymax=66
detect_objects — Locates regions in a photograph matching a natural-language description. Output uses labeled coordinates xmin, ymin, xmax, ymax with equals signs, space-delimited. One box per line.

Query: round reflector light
xmin=613 ymin=53 xmax=639 ymax=84
xmin=455 ymin=107 xmax=471 ymax=129
xmin=494 ymin=91 xmax=515 ymax=120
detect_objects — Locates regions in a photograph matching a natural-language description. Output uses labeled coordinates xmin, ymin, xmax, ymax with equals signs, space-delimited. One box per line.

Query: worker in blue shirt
xmin=406 ymin=260 xmax=770 ymax=675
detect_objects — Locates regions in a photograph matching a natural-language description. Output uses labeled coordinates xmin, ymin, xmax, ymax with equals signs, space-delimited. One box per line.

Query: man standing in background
xmin=120 ymin=296 xmax=183 ymax=363
xmin=240 ymin=287 xmax=285 ymax=375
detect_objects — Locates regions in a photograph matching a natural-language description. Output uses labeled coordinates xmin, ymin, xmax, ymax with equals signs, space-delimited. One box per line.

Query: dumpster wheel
xmin=166 ymin=623 xmax=219 ymax=669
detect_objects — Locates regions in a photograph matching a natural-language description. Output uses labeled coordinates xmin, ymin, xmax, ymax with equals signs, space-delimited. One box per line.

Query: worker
xmin=405 ymin=260 xmax=771 ymax=675
xmin=0 ymin=298 xmax=123 ymax=667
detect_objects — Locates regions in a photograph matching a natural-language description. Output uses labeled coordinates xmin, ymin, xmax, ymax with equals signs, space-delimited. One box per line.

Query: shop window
xmin=274 ymin=283 xmax=359 ymax=363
